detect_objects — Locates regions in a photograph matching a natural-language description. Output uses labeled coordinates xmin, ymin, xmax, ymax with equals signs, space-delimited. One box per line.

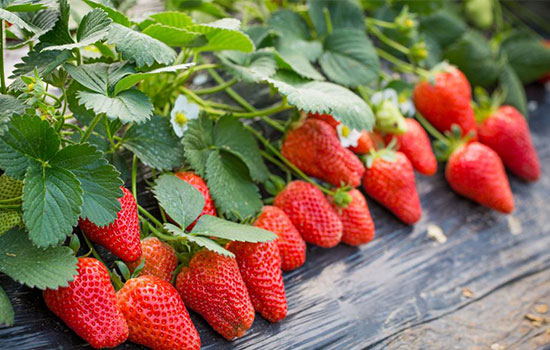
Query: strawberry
xmin=413 ymin=65 xmax=477 ymax=137
xmin=477 ymin=105 xmax=540 ymax=181
xmin=43 ymin=258 xmax=128 ymax=349
xmin=385 ymin=118 xmax=437 ymax=176
xmin=282 ymin=119 xmax=365 ymax=187
xmin=446 ymin=142 xmax=514 ymax=213
xmin=79 ymin=187 xmax=141 ymax=262
xmin=175 ymin=171 xmax=217 ymax=229
xmin=274 ymin=180 xmax=343 ymax=248
xmin=176 ymin=250 xmax=255 ymax=340
xmin=226 ymin=241 xmax=287 ymax=322
xmin=309 ymin=113 xmax=379 ymax=155
xmin=127 ymin=237 xmax=178 ymax=282
xmin=329 ymin=189 xmax=375 ymax=246
xmin=362 ymin=151 xmax=422 ymax=224
xmin=116 ymin=275 xmax=200 ymax=350
xmin=254 ymin=206 xmax=306 ymax=271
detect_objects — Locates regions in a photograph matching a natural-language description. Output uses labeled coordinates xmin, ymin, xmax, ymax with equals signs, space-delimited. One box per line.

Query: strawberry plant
xmin=0 ymin=0 xmax=547 ymax=347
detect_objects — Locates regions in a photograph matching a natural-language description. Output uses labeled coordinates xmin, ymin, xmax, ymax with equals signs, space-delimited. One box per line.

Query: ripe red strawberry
xmin=477 ymin=105 xmax=540 ymax=181
xmin=127 ymin=237 xmax=178 ymax=282
xmin=79 ymin=187 xmax=141 ymax=262
xmin=446 ymin=142 xmax=514 ymax=213
xmin=175 ymin=171 xmax=217 ymax=229
xmin=362 ymin=151 xmax=422 ymax=224
xmin=282 ymin=119 xmax=365 ymax=187
xmin=117 ymin=275 xmax=200 ymax=350
xmin=43 ymin=258 xmax=128 ymax=349
xmin=413 ymin=65 xmax=477 ymax=137
xmin=385 ymin=118 xmax=437 ymax=176
xmin=176 ymin=250 xmax=255 ymax=340
xmin=254 ymin=206 xmax=306 ymax=271
xmin=329 ymin=189 xmax=375 ymax=246
xmin=309 ymin=113 xmax=379 ymax=155
xmin=274 ymin=180 xmax=343 ymax=248
xmin=226 ymin=241 xmax=287 ymax=323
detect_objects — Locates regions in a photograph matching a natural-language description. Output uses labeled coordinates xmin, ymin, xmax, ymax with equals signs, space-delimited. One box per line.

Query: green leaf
xmin=77 ymin=89 xmax=153 ymax=124
xmin=268 ymin=9 xmax=311 ymax=40
xmin=164 ymin=224 xmax=234 ymax=257
xmin=213 ymin=116 xmax=269 ymax=182
xmin=153 ymin=174 xmax=204 ymax=228
xmin=501 ymin=36 xmax=550 ymax=84
xmin=113 ymin=63 xmax=193 ymax=95
xmin=419 ymin=9 xmax=466 ymax=49
xmin=50 ymin=144 xmax=122 ymax=226
xmin=205 ymin=150 xmax=263 ymax=220
xmin=64 ymin=62 xmax=133 ymax=95
xmin=217 ymin=49 xmax=277 ymax=83
xmin=142 ymin=24 xmax=204 ymax=47
xmin=0 ymin=8 xmax=37 ymax=32
xmin=11 ymin=49 xmax=72 ymax=78
xmin=107 ymin=23 xmax=176 ymax=67
xmin=0 ymin=228 xmax=78 ymax=289
xmin=0 ymin=175 xmax=23 ymax=235
xmin=191 ymin=215 xmax=276 ymax=242
xmin=0 ymin=210 xmax=22 ymax=236
xmin=275 ymin=38 xmax=324 ymax=80
xmin=42 ymin=9 xmax=112 ymax=51
xmin=187 ymin=19 xmax=254 ymax=53
xmin=82 ymin=0 xmax=131 ymax=27
xmin=267 ymin=71 xmax=374 ymax=131
xmin=499 ymin=64 xmax=527 ymax=116
xmin=0 ymin=286 xmax=14 ymax=326
xmin=183 ymin=117 xmax=215 ymax=177
xmin=443 ymin=31 xmax=501 ymax=88
xmin=123 ymin=115 xmax=184 ymax=170
xmin=319 ymin=28 xmax=380 ymax=87
xmin=149 ymin=11 xmax=193 ymax=28
xmin=308 ymin=0 xmax=364 ymax=37
xmin=22 ymin=163 xmax=83 ymax=247
xmin=0 ymin=95 xmax=25 ymax=134
xmin=0 ymin=115 xmax=60 ymax=179
xmin=4 ymin=1 xmax=48 ymax=12
xmin=37 ymin=0 xmax=72 ymax=47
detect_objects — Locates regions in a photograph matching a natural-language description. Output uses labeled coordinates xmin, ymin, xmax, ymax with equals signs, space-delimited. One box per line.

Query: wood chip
xmin=507 ymin=216 xmax=522 ymax=235
xmin=462 ymin=287 xmax=474 ymax=298
xmin=427 ymin=224 xmax=447 ymax=243
xmin=491 ymin=344 xmax=505 ymax=350
xmin=534 ymin=303 xmax=548 ymax=314
xmin=524 ymin=313 xmax=549 ymax=327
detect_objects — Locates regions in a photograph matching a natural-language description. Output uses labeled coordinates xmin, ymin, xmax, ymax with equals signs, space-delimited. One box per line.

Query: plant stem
xmin=0 ymin=196 xmax=22 ymax=203
xmin=368 ymin=24 xmax=410 ymax=55
xmin=233 ymin=103 xmax=291 ymax=118
xmin=195 ymin=78 xmax=237 ymax=95
xmin=414 ymin=113 xmax=447 ymax=143
xmin=138 ymin=204 xmax=164 ymax=229
xmin=131 ymin=155 xmax=138 ymax=201
xmin=0 ymin=20 xmax=6 ymax=93
xmin=365 ymin=17 xmax=397 ymax=29
xmin=208 ymin=69 xmax=257 ymax=112
xmin=260 ymin=116 xmax=285 ymax=132
xmin=323 ymin=7 xmax=333 ymax=35
xmin=0 ymin=203 xmax=20 ymax=209
xmin=247 ymin=125 xmax=335 ymax=195
xmin=80 ymin=113 xmax=104 ymax=143
xmin=81 ymin=234 xmax=106 ymax=265
xmin=375 ymin=48 xmax=430 ymax=77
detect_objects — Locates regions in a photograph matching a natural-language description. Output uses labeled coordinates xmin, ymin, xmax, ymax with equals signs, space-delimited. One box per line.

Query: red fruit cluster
xmin=127 ymin=237 xmax=179 ymax=282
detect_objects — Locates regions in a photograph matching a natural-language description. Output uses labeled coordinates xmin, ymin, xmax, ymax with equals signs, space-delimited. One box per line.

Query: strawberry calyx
xmin=331 ymin=187 xmax=353 ymax=208
xmin=433 ymin=124 xmax=475 ymax=162
xmin=264 ymin=175 xmax=287 ymax=196
xmin=362 ymin=143 xmax=398 ymax=169
xmin=421 ymin=61 xmax=454 ymax=84
xmin=473 ymin=87 xmax=504 ymax=124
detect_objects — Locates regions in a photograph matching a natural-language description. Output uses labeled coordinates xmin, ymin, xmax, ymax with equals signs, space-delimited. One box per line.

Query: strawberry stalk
xmin=246 ymin=125 xmax=336 ymax=196
xmin=207 ymin=68 xmax=256 ymax=112
xmin=131 ymin=155 xmax=138 ymax=200
xmin=194 ymin=77 xmax=238 ymax=95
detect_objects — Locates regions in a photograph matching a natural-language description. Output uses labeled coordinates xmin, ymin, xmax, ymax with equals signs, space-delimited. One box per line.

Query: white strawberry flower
xmin=170 ymin=95 xmax=200 ymax=137
xmin=336 ymin=123 xmax=362 ymax=148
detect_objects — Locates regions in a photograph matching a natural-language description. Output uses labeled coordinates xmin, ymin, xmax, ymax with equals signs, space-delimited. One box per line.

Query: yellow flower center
xmin=341 ymin=125 xmax=350 ymax=137
xmin=175 ymin=112 xmax=188 ymax=125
